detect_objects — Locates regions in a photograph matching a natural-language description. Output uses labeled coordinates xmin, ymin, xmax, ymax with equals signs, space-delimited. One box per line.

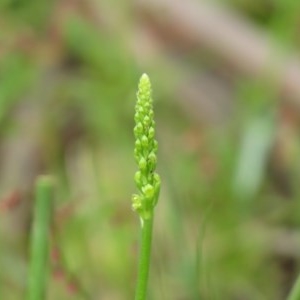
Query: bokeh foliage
xmin=1 ymin=1 xmax=300 ymax=299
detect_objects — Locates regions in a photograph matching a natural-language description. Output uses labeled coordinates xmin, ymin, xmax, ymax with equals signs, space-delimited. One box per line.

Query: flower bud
xmin=148 ymin=127 xmax=155 ymax=139
xmin=148 ymin=152 xmax=157 ymax=170
xmin=141 ymin=135 xmax=148 ymax=147
xmin=143 ymin=116 xmax=151 ymax=127
xmin=134 ymin=112 xmax=140 ymax=123
xmin=134 ymin=122 xmax=143 ymax=136
xmin=142 ymin=184 xmax=154 ymax=199
xmin=132 ymin=194 xmax=142 ymax=211
xmin=149 ymin=110 xmax=154 ymax=118
xmin=138 ymin=157 xmax=147 ymax=171
xmin=135 ymin=139 xmax=142 ymax=150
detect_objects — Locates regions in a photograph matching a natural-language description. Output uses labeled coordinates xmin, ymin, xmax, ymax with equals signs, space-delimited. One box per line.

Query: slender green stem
xmin=135 ymin=215 xmax=154 ymax=300
xmin=288 ymin=274 xmax=300 ymax=300
xmin=133 ymin=74 xmax=160 ymax=300
xmin=27 ymin=176 xmax=53 ymax=300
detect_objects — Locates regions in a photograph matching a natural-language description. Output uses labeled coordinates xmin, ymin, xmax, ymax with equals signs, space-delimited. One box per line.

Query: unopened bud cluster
xmin=132 ymin=74 xmax=161 ymax=220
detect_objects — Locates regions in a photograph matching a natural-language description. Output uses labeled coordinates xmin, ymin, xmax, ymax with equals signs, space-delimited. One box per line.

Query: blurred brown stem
xmin=136 ymin=0 xmax=300 ymax=108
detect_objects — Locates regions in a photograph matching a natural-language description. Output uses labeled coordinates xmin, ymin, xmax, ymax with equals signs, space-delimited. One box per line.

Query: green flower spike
xmin=133 ymin=74 xmax=161 ymax=300
xmin=132 ymin=73 xmax=161 ymax=221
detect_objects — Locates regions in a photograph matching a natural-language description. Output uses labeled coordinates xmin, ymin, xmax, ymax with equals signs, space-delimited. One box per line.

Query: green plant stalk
xmin=27 ymin=176 xmax=53 ymax=300
xmin=132 ymin=74 xmax=161 ymax=300
xmin=135 ymin=216 xmax=154 ymax=300
xmin=288 ymin=274 xmax=300 ymax=300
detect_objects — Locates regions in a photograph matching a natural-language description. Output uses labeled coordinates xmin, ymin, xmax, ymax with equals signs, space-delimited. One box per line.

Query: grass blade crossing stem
xmin=27 ymin=176 xmax=53 ymax=300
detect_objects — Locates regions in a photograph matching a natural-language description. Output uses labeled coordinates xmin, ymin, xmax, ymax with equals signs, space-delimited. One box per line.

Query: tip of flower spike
xmin=140 ymin=73 xmax=150 ymax=83
xmin=36 ymin=175 xmax=54 ymax=188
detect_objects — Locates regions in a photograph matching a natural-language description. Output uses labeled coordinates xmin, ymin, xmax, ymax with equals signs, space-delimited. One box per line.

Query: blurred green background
xmin=1 ymin=0 xmax=300 ymax=299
